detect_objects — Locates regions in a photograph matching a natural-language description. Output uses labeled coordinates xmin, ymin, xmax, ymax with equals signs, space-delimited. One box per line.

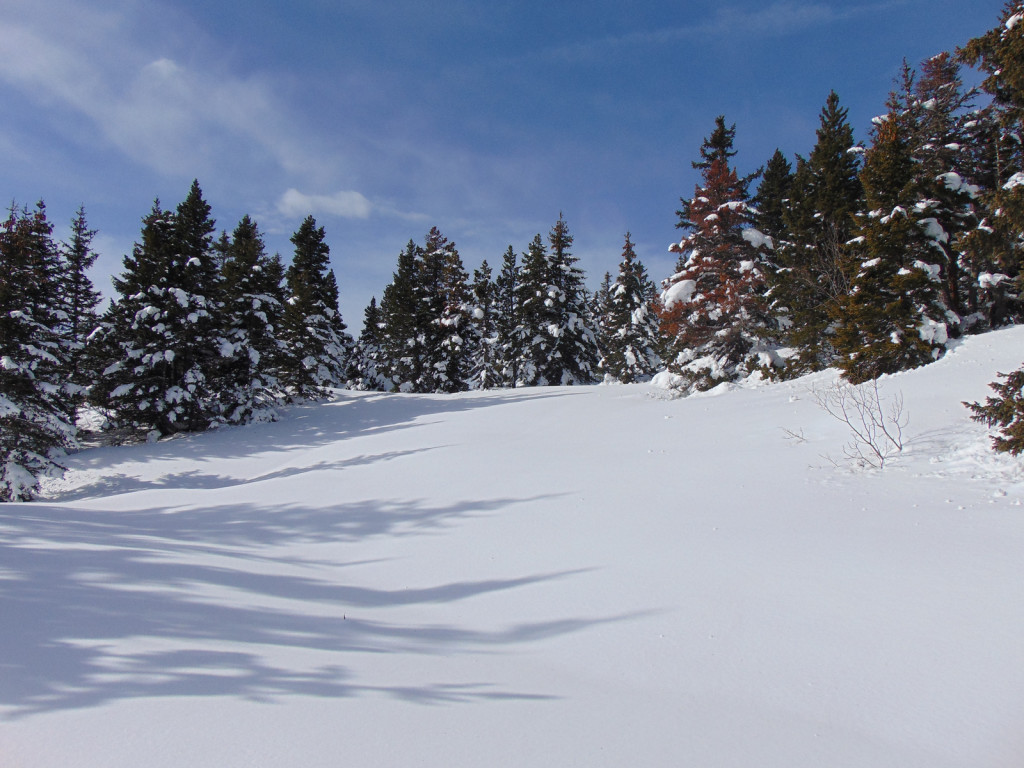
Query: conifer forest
xmin=2 ymin=2 xmax=1024 ymax=501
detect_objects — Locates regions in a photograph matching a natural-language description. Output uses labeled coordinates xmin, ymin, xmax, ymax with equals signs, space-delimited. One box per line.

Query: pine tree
xmin=217 ymin=216 xmax=287 ymax=423
xmin=598 ymin=233 xmax=661 ymax=383
xmin=279 ymin=216 xmax=353 ymax=397
xmin=659 ymin=119 xmax=774 ymax=392
xmin=514 ymin=218 xmax=598 ymax=387
xmin=833 ymin=101 xmax=948 ymax=383
xmin=416 ymin=227 xmax=471 ymax=393
xmin=966 ymin=368 xmax=1024 ymax=454
xmin=58 ymin=206 xmax=102 ymax=404
xmin=494 ymin=245 xmax=520 ymax=386
xmin=467 ymin=260 xmax=502 ymax=390
xmin=94 ymin=182 xmax=224 ymax=437
xmin=770 ymin=92 xmax=864 ymax=375
xmin=0 ymin=202 xmax=76 ymax=500
xmin=752 ymin=149 xmax=793 ymax=244
xmin=545 ymin=215 xmax=598 ymax=385
xmin=902 ymin=55 xmax=989 ymax=329
xmin=379 ymin=239 xmax=421 ymax=391
xmin=352 ymin=297 xmax=389 ymax=391
xmin=514 ymin=233 xmax=554 ymax=387
xmin=960 ymin=3 xmax=1024 ymax=322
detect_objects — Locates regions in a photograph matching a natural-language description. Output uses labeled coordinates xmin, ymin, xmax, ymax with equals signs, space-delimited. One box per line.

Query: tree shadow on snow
xmin=0 ymin=495 xmax=643 ymax=718
xmin=55 ymin=388 xmax=578 ymax=501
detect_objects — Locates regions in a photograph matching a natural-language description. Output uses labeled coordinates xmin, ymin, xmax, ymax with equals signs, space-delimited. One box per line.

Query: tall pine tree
xmin=280 ymin=216 xmax=353 ymax=397
xmin=217 ymin=215 xmax=287 ymax=423
xmin=94 ymin=182 xmax=224 ymax=437
xmin=769 ymin=92 xmax=864 ymax=375
xmin=598 ymin=233 xmax=661 ymax=383
xmin=0 ymin=202 xmax=76 ymax=500
xmin=659 ymin=118 xmax=774 ymax=392
xmin=833 ymin=96 xmax=948 ymax=383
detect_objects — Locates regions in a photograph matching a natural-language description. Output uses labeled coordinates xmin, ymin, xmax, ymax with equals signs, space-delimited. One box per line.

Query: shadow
xmin=51 ymin=447 xmax=443 ymax=502
xmin=0 ymin=495 xmax=641 ymax=718
xmin=58 ymin=388 xmax=577 ymax=493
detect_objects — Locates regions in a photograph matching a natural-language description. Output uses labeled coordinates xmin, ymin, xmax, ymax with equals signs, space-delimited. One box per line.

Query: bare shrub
xmin=812 ymin=378 xmax=907 ymax=469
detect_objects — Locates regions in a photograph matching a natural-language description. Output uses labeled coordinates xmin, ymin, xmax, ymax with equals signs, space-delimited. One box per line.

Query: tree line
xmin=2 ymin=1 xmax=1023 ymax=500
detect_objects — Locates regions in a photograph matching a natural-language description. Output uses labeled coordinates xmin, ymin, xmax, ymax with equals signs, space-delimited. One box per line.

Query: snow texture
xmin=5 ymin=328 xmax=1024 ymax=767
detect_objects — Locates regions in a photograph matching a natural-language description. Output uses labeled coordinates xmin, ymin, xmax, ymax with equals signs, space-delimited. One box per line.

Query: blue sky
xmin=0 ymin=0 xmax=1007 ymax=327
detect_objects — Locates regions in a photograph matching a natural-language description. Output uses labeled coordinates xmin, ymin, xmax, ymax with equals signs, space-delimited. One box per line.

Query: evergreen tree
xmin=0 ymin=202 xmax=76 ymax=500
xmin=494 ymin=245 xmax=520 ymax=386
xmin=753 ymin=149 xmax=793 ymax=244
xmin=514 ymin=233 xmax=554 ymax=387
xmin=379 ymin=239 xmax=422 ymax=391
xmin=770 ymin=91 xmax=864 ymax=375
xmin=598 ymin=233 xmax=662 ymax=383
xmin=58 ymin=206 xmax=103 ymax=402
xmin=94 ymin=182 xmax=224 ymax=437
xmin=659 ymin=119 xmax=775 ymax=392
xmin=966 ymin=367 xmax=1024 ymax=454
xmin=902 ymin=55 xmax=988 ymax=329
xmin=467 ymin=260 xmax=502 ymax=390
xmin=545 ymin=215 xmax=599 ymax=385
xmin=515 ymin=218 xmax=598 ymax=386
xmin=416 ymin=227 xmax=471 ymax=393
xmin=352 ymin=297 xmax=389 ymax=391
xmin=217 ymin=216 xmax=287 ymax=423
xmin=833 ymin=102 xmax=948 ymax=383
xmin=960 ymin=3 xmax=1024 ymax=322
xmin=280 ymin=215 xmax=353 ymax=397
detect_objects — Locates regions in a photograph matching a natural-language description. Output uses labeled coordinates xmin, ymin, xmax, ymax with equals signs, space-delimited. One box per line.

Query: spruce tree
xmin=217 ymin=216 xmax=287 ymax=423
xmin=659 ymin=119 xmax=775 ymax=392
xmin=94 ymin=182 xmax=224 ymax=437
xmin=467 ymin=260 xmax=502 ymax=390
xmin=966 ymin=368 xmax=1024 ymax=454
xmin=598 ymin=233 xmax=661 ymax=383
xmin=514 ymin=233 xmax=554 ymax=387
xmin=58 ymin=206 xmax=102 ymax=404
xmin=545 ymin=215 xmax=598 ymax=385
xmin=514 ymin=218 xmax=598 ymax=387
xmin=494 ymin=245 xmax=520 ymax=386
xmin=833 ymin=102 xmax=948 ymax=383
xmin=379 ymin=239 xmax=421 ymax=391
xmin=770 ymin=92 xmax=864 ymax=375
xmin=753 ymin=149 xmax=793 ymax=245
xmin=416 ymin=227 xmax=471 ymax=393
xmin=352 ymin=297 xmax=389 ymax=391
xmin=280 ymin=215 xmax=353 ymax=397
xmin=0 ymin=202 xmax=76 ymax=500
xmin=960 ymin=3 xmax=1024 ymax=322
xmin=903 ymin=55 xmax=988 ymax=328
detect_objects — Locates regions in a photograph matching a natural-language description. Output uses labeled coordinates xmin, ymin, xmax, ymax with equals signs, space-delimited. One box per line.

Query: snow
xmin=979 ymin=272 xmax=1011 ymax=289
xmin=741 ymin=227 xmax=773 ymax=250
xmin=6 ymin=328 xmax=1024 ymax=767
xmin=1003 ymin=172 xmax=1024 ymax=191
xmin=1006 ymin=12 xmax=1022 ymax=30
xmin=938 ymin=171 xmax=981 ymax=198
xmin=661 ymin=278 xmax=697 ymax=309
xmin=918 ymin=217 xmax=949 ymax=244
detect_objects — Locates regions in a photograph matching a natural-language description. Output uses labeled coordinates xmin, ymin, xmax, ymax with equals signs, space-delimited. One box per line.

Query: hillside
xmin=3 ymin=326 xmax=1024 ymax=767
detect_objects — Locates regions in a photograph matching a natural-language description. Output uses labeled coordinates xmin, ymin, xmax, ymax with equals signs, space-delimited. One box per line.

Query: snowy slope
xmin=3 ymin=327 xmax=1024 ymax=767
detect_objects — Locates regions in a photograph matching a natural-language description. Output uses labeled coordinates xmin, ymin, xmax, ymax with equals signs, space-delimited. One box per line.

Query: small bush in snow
xmin=813 ymin=378 xmax=907 ymax=469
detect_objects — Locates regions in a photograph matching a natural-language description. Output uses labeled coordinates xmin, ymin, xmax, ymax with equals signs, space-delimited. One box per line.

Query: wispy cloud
xmin=538 ymin=1 xmax=866 ymax=63
xmin=0 ymin=1 xmax=328 ymax=183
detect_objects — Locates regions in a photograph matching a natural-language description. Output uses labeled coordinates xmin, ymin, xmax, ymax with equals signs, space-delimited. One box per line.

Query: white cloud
xmin=0 ymin=1 xmax=330 ymax=183
xmin=277 ymin=188 xmax=374 ymax=220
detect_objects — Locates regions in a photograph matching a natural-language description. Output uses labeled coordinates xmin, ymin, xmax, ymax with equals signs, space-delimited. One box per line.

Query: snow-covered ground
xmin=4 ymin=327 xmax=1024 ymax=767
